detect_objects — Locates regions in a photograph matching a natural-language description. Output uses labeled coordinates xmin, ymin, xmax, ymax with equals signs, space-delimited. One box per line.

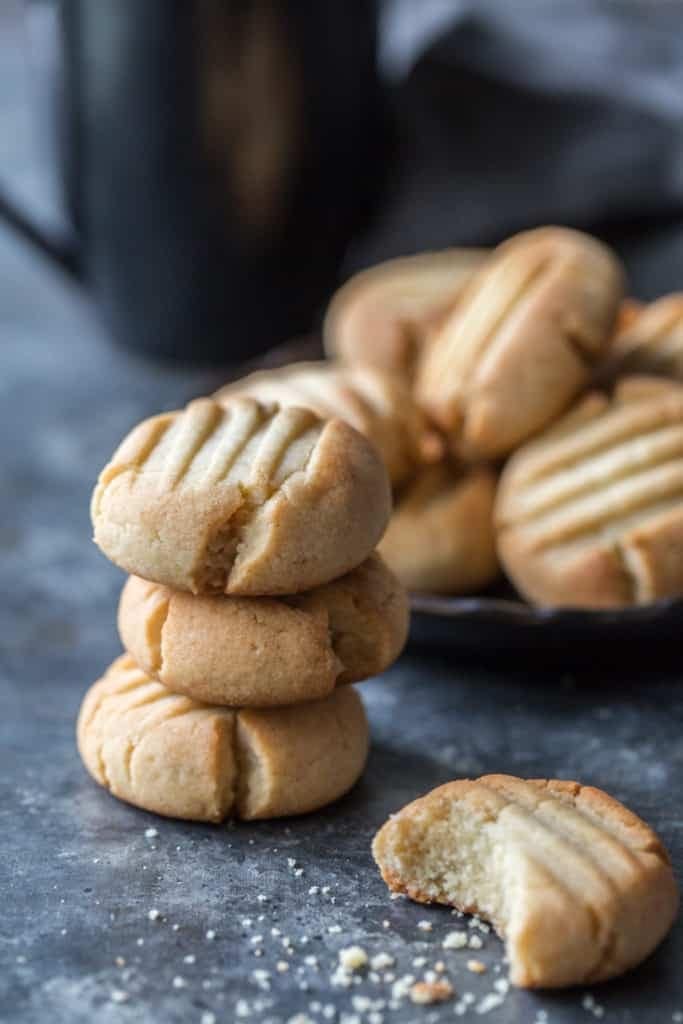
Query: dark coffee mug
xmin=2 ymin=0 xmax=388 ymax=363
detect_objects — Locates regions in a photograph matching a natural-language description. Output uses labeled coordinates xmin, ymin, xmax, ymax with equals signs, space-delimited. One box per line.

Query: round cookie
xmin=77 ymin=655 xmax=369 ymax=822
xmin=495 ymin=377 xmax=683 ymax=608
xmin=323 ymin=248 xmax=489 ymax=384
xmin=378 ymin=464 xmax=498 ymax=593
xmin=415 ymin=227 xmax=624 ymax=459
xmin=214 ymin=361 xmax=441 ymax=486
xmin=600 ymin=293 xmax=683 ymax=383
xmin=91 ymin=397 xmax=391 ymax=595
xmin=118 ymin=554 xmax=408 ymax=707
xmin=372 ymin=774 xmax=679 ymax=989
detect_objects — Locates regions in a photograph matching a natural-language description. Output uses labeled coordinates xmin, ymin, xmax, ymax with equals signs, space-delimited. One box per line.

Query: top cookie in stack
xmin=79 ymin=397 xmax=407 ymax=822
xmin=91 ymin=396 xmax=391 ymax=595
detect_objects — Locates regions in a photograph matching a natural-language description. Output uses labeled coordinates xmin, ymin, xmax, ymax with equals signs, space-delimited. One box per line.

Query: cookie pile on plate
xmin=220 ymin=225 xmax=683 ymax=609
xmin=78 ymin=397 xmax=409 ymax=822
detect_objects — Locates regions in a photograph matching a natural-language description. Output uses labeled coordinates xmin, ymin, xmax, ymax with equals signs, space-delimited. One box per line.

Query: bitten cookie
xmin=323 ymin=248 xmax=489 ymax=383
xmin=495 ymin=377 xmax=683 ymax=608
xmin=91 ymin=397 xmax=391 ymax=595
xmin=77 ymin=655 xmax=369 ymax=822
xmin=213 ymin=361 xmax=441 ymax=485
xmin=372 ymin=775 xmax=679 ymax=989
xmin=600 ymin=294 xmax=683 ymax=383
xmin=378 ymin=464 xmax=498 ymax=593
xmin=118 ymin=554 xmax=408 ymax=707
xmin=415 ymin=227 xmax=624 ymax=459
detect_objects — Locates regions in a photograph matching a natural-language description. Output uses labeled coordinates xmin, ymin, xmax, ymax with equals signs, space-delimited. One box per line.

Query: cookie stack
xmin=78 ymin=397 xmax=408 ymax=822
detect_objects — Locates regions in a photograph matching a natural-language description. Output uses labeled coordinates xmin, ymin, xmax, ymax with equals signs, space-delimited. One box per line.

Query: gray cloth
xmin=355 ymin=1 xmax=683 ymax=297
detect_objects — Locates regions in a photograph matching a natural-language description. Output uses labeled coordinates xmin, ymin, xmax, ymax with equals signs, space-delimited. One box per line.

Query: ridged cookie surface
xmin=415 ymin=227 xmax=624 ymax=459
xmin=373 ymin=775 xmax=678 ymax=988
xmin=323 ymin=248 xmax=489 ymax=383
xmin=378 ymin=464 xmax=498 ymax=593
xmin=601 ymin=294 xmax=683 ymax=383
xmin=91 ymin=397 xmax=391 ymax=595
xmin=214 ymin=361 xmax=440 ymax=485
xmin=118 ymin=554 xmax=408 ymax=706
xmin=77 ymin=655 xmax=369 ymax=822
xmin=496 ymin=377 xmax=683 ymax=607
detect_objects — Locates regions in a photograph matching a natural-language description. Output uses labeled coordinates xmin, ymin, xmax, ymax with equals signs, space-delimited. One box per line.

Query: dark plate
xmin=408 ymin=585 xmax=683 ymax=665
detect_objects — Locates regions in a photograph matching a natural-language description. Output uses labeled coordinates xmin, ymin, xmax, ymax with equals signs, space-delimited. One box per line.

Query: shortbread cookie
xmin=324 ymin=248 xmax=489 ymax=383
xmin=118 ymin=554 xmax=408 ymax=706
xmin=77 ymin=655 xmax=369 ymax=822
xmin=613 ymin=297 xmax=644 ymax=336
xmin=415 ymin=227 xmax=624 ymax=459
xmin=495 ymin=377 xmax=683 ymax=607
xmin=378 ymin=464 xmax=498 ymax=593
xmin=91 ymin=397 xmax=391 ymax=595
xmin=373 ymin=775 xmax=678 ymax=988
xmin=214 ymin=361 xmax=441 ymax=485
xmin=601 ymin=294 xmax=683 ymax=383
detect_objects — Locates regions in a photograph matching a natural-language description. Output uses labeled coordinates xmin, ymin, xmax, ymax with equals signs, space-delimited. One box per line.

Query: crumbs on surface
xmin=409 ymin=979 xmax=454 ymax=1005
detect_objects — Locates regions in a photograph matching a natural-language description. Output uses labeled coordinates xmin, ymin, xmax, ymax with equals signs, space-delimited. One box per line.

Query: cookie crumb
xmin=476 ymin=992 xmax=505 ymax=1014
xmin=467 ymin=959 xmax=486 ymax=974
xmin=110 ymin=990 xmax=129 ymax=1004
xmin=391 ymin=974 xmax=415 ymax=1001
xmin=468 ymin=934 xmax=483 ymax=950
xmin=172 ymin=976 xmax=186 ymax=989
xmin=183 ymin=954 xmax=196 ymax=965
xmin=147 ymin=908 xmax=160 ymax=921
xmin=144 ymin=827 xmax=158 ymax=839
xmin=443 ymin=931 xmax=468 ymax=950
xmin=328 ymin=924 xmax=342 ymax=934
xmin=200 ymin=1013 xmax=216 ymax=1024
xmin=114 ymin=956 xmax=126 ymax=968
xmin=205 ymin=929 xmax=216 ymax=941
xmin=409 ymin=980 xmax=454 ymax=1005
xmin=370 ymin=953 xmax=394 ymax=970
xmin=308 ymin=886 xmax=319 ymax=896
xmin=339 ymin=946 xmax=368 ymax=971
xmin=277 ymin=961 xmax=289 ymax=973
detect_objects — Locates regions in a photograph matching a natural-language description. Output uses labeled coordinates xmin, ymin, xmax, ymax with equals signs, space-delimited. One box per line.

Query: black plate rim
xmin=409 ymin=591 xmax=683 ymax=627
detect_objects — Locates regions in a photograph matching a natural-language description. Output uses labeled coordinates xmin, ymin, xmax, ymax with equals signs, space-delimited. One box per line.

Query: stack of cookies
xmin=78 ymin=397 xmax=409 ymax=822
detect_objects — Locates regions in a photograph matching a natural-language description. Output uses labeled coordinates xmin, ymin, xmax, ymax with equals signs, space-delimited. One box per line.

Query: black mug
xmin=3 ymin=0 xmax=388 ymax=363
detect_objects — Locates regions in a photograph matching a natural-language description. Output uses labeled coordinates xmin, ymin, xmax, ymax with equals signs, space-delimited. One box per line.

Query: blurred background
xmin=2 ymin=0 xmax=683 ymax=364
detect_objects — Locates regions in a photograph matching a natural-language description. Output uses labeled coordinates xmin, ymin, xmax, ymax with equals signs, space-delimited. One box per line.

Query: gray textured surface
xmin=1 ymin=225 xmax=683 ymax=1024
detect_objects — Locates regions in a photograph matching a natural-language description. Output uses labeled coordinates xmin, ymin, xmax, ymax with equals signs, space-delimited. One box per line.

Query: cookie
xmin=601 ymin=294 xmax=683 ymax=383
xmin=613 ymin=297 xmax=644 ymax=336
xmin=118 ymin=554 xmax=408 ymax=707
xmin=323 ymin=248 xmax=489 ymax=384
xmin=372 ymin=775 xmax=678 ymax=988
xmin=77 ymin=655 xmax=369 ymax=822
xmin=91 ymin=397 xmax=391 ymax=595
xmin=495 ymin=377 xmax=683 ymax=607
xmin=415 ymin=227 xmax=624 ymax=459
xmin=214 ymin=361 xmax=441 ymax=485
xmin=378 ymin=464 xmax=498 ymax=593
